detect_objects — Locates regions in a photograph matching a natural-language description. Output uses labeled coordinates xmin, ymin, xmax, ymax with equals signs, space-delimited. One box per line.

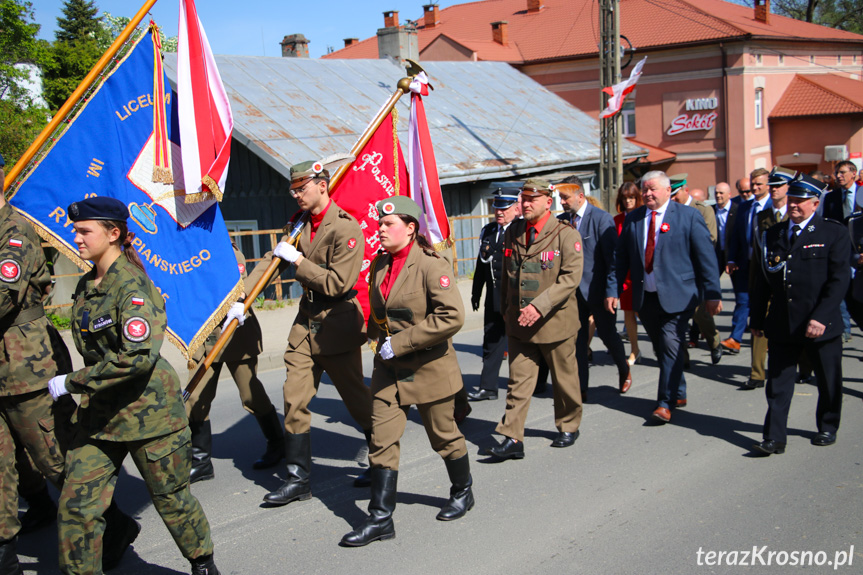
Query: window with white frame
xmin=622 ymin=95 xmax=636 ymax=137
xmin=754 ymin=88 xmax=764 ymax=129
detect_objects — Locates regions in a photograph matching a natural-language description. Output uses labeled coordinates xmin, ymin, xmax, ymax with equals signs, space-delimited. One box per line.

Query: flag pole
xmin=4 ymin=0 xmax=160 ymax=191
xmin=184 ymin=74 xmax=416 ymax=400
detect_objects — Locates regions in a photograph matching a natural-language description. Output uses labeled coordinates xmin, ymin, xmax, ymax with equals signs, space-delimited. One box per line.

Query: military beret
xmin=0 ymin=152 xmax=5 ymax=167
xmin=787 ymin=173 xmax=826 ymax=199
xmin=522 ymin=178 xmax=554 ymax=197
xmin=669 ymin=173 xmax=688 ymax=194
xmin=376 ymin=196 xmax=423 ymax=222
xmin=68 ymin=196 xmax=129 ymax=222
xmin=491 ymin=188 xmax=519 ymax=209
xmin=768 ymin=166 xmax=796 ymax=187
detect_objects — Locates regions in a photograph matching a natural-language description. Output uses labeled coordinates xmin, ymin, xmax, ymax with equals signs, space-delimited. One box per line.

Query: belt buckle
xmin=305 ymin=288 xmax=314 ymax=303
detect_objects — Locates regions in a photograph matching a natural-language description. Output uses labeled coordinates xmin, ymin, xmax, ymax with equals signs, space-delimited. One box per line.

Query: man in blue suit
xmin=721 ymin=168 xmax=772 ymax=358
xmin=610 ymin=171 xmax=722 ymax=423
xmin=557 ymin=177 xmax=632 ymax=402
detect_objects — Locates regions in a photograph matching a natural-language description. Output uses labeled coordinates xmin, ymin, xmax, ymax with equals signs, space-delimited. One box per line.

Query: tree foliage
xmin=54 ymin=0 xmax=103 ymax=43
xmin=771 ymin=0 xmax=863 ymax=35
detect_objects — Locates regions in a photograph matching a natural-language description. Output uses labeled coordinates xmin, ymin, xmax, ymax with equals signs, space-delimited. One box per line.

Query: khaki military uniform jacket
xmin=690 ymin=200 xmax=718 ymax=246
xmin=368 ymin=243 xmax=464 ymax=406
xmin=68 ymin=255 xmax=187 ymax=442
xmin=246 ymin=201 xmax=365 ymax=356
xmin=501 ymin=217 xmax=584 ymax=344
xmin=0 ymin=203 xmax=61 ymax=396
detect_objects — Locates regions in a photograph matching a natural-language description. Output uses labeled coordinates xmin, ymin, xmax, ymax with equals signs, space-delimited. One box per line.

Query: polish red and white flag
xmin=599 ymin=57 xmax=647 ymax=119
xmin=177 ymin=0 xmax=233 ymax=201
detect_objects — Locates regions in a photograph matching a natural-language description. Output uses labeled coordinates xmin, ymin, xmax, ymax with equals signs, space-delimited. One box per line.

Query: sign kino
xmin=667 ymin=97 xmax=718 ymax=136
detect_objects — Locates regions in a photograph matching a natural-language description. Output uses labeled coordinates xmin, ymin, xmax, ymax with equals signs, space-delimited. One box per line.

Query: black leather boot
xmin=262 ymin=432 xmax=312 ymax=506
xmin=0 ymin=538 xmax=22 ymax=575
xmin=436 ymin=455 xmax=475 ymax=521
xmin=190 ymin=554 xmax=220 ymax=575
xmin=19 ymin=484 xmax=56 ymax=533
xmin=189 ymin=420 xmax=214 ymax=484
xmin=353 ymin=430 xmax=373 ymax=488
xmin=102 ymin=500 xmax=141 ymax=571
xmin=253 ymin=409 xmax=285 ymax=470
xmin=340 ymin=468 xmax=397 ymax=547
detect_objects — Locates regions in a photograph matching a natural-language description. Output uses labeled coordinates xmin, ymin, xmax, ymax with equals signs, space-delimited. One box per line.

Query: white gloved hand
xmin=379 ymin=336 xmax=395 ymax=360
xmin=48 ymin=375 xmax=69 ymax=400
xmin=273 ymin=241 xmax=301 ymax=263
xmin=223 ymin=302 xmax=246 ymax=329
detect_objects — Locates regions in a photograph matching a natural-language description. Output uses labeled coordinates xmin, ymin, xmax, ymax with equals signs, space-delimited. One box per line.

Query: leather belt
xmin=303 ymin=288 xmax=358 ymax=304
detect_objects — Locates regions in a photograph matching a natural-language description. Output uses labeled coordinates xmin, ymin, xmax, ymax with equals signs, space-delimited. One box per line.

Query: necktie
xmin=574 ymin=214 xmax=581 ymax=231
xmin=527 ymin=226 xmax=537 ymax=248
xmin=645 ymin=210 xmax=657 ymax=274
xmin=748 ymin=203 xmax=761 ymax=245
xmin=496 ymin=226 xmax=503 ymax=245
xmin=789 ymin=224 xmax=801 ymax=247
xmin=845 ymin=190 xmax=855 ymax=218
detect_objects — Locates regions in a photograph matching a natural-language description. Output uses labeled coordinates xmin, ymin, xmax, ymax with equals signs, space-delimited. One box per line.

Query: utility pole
xmin=599 ymin=0 xmax=622 ymax=211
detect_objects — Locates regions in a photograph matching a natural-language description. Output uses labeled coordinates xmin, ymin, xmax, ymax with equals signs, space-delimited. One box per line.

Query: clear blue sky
xmin=31 ymin=0 xmax=459 ymax=58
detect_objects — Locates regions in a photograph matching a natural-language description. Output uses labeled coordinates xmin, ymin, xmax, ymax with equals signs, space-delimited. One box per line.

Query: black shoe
xmin=467 ymin=389 xmax=498 ymax=401
xmin=19 ymin=485 xmax=56 ymax=534
xmin=742 ymin=379 xmax=765 ymax=390
xmin=711 ymin=346 xmax=723 ymax=365
xmin=263 ymin=433 xmax=312 ymax=506
xmin=0 ymin=537 xmax=21 ymax=575
xmin=436 ymin=455 xmax=474 ymax=521
xmin=189 ymin=420 xmax=215 ymax=484
xmin=190 ymin=554 xmax=221 ymax=575
xmin=102 ymin=503 xmax=140 ymax=572
xmin=550 ymin=430 xmax=579 ymax=448
xmin=752 ymin=440 xmax=786 ymax=456
xmin=812 ymin=432 xmax=836 ymax=446
xmin=341 ymin=469 xmax=397 ymax=547
xmin=796 ymin=374 xmax=815 ymax=385
xmin=253 ymin=409 xmax=285 ymax=470
xmin=483 ymin=437 xmax=524 ymax=461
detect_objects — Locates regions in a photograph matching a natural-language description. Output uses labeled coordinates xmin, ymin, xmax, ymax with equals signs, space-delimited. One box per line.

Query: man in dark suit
xmin=713 ymin=182 xmax=738 ymax=274
xmin=722 ymin=168 xmax=772 ymax=356
xmin=610 ymin=171 xmax=722 ymax=423
xmin=557 ymin=177 xmax=632 ymax=402
xmin=751 ymin=174 xmax=851 ymax=455
xmin=735 ymin=177 xmax=752 ymax=203
xmin=468 ymin=188 xmax=520 ymax=401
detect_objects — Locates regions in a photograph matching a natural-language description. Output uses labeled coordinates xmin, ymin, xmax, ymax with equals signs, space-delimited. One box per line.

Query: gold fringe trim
xmin=201 ymin=175 xmax=224 ymax=202
xmin=169 ymin=279 xmax=245 ymax=359
xmin=392 ymin=107 xmax=400 ymax=196
xmin=183 ymin=191 xmax=217 ymax=204
xmin=432 ymin=237 xmax=453 ymax=252
xmin=151 ymin=166 xmax=174 ymax=184
xmin=23 ymin=213 xmax=92 ymax=272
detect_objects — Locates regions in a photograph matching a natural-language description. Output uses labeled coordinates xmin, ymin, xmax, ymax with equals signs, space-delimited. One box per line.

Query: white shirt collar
xmin=684 ymin=196 xmax=693 ymax=206
xmin=790 ymin=213 xmax=815 ymax=232
xmin=575 ymin=202 xmax=588 ymax=219
xmin=648 ymin=199 xmax=670 ymax=216
xmin=754 ymin=195 xmax=770 ymax=209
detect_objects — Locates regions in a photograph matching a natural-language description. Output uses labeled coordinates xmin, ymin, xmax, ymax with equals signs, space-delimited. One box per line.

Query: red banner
xmin=331 ymin=110 xmax=408 ymax=320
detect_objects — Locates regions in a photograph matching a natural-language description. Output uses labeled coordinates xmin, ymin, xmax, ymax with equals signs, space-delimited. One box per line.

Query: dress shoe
xmin=752 ymin=440 xmax=785 ymax=455
xmin=687 ymin=341 xmax=697 ymax=349
xmin=483 ymin=437 xmax=524 ymax=460
xmin=467 ymin=389 xmax=498 ymax=401
xmin=675 ymin=398 xmax=687 ymax=408
xmin=627 ymin=351 xmax=642 ymax=366
xmin=619 ymin=371 xmax=632 ymax=394
xmin=796 ymin=373 xmax=814 ymax=385
xmin=720 ymin=338 xmax=741 ymax=353
xmin=550 ymin=430 xmax=579 ymax=448
xmin=811 ymin=432 xmax=836 ymax=446
xmin=651 ymin=407 xmax=671 ymax=423
xmin=711 ymin=346 xmax=722 ymax=365
xmin=742 ymin=379 xmax=765 ymax=390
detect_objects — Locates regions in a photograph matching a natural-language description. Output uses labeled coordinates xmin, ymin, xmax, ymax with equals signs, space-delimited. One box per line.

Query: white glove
xmin=223 ymin=302 xmax=246 ymax=329
xmin=273 ymin=242 xmax=301 ymax=263
xmin=379 ymin=336 xmax=395 ymax=360
xmin=48 ymin=375 xmax=69 ymax=400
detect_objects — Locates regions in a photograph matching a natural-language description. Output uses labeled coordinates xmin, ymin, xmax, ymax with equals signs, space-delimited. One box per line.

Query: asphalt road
xmin=18 ymin=298 xmax=863 ymax=574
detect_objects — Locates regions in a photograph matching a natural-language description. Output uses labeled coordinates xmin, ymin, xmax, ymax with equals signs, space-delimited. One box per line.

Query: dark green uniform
xmin=0 ymin=202 xmax=74 ymax=543
xmin=58 ymin=254 xmax=213 ymax=574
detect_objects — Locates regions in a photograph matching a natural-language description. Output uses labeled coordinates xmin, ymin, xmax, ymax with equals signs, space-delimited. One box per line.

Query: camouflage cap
xmin=68 ymin=196 xmax=129 ymax=222
xmin=669 ymin=173 xmax=688 ymax=195
xmin=376 ymin=196 xmax=423 ymax=222
xmin=768 ymin=166 xmax=796 ymax=187
xmin=521 ymin=178 xmax=554 ymax=197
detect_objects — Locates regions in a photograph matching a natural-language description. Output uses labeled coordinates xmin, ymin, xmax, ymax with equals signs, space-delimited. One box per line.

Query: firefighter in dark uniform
xmin=185 ymin=243 xmax=283 ymax=483
xmin=468 ymin=188 xmax=520 ymax=401
xmin=850 ymin=213 xmax=863 ymax=313
xmin=341 ymin=196 xmax=472 ymax=547
xmin=750 ymin=174 xmax=851 ymax=456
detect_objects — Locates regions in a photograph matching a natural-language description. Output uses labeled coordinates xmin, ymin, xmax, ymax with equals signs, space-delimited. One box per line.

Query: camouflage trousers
xmin=0 ymin=389 xmax=75 ymax=541
xmin=58 ymin=426 xmax=213 ymax=574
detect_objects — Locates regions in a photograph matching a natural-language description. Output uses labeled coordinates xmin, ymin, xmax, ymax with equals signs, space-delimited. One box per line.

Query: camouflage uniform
xmin=58 ymin=254 xmax=213 ymax=574
xmin=0 ymin=202 xmax=75 ymax=544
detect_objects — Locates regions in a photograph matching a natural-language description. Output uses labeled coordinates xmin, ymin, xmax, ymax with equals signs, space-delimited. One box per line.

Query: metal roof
xmin=162 ymin=55 xmax=645 ymax=185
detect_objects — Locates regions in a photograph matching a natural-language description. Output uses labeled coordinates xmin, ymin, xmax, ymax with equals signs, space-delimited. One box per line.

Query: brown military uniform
xmin=689 ymin=199 xmax=721 ymax=350
xmin=245 ymin=201 xmax=371 ymax=434
xmin=367 ymin=242 xmax=466 ymax=469
xmin=497 ymin=216 xmax=584 ymax=442
xmin=186 ymin=243 xmax=273 ymax=422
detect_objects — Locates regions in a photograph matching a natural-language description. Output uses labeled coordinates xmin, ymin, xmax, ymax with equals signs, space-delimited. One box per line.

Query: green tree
xmin=54 ymin=0 xmax=103 ymax=43
xmin=99 ymin=12 xmax=178 ymax=53
xmin=769 ymin=0 xmax=863 ymax=35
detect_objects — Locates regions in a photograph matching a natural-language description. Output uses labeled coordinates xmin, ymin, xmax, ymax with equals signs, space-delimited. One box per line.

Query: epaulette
xmin=822 ymin=217 xmax=844 ymax=226
xmin=422 ymin=248 xmax=441 ymax=258
xmin=338 ymin=209 xmax=355 ymax=221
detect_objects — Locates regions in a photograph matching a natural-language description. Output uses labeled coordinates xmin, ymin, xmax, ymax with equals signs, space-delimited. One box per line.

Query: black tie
xmin=528 ymin=227 xmax=537 ymax=248
xmin=790 ymin=224 xmax=801 ymax=247
xmin=496 ymin=226 xmax=503 ymax=244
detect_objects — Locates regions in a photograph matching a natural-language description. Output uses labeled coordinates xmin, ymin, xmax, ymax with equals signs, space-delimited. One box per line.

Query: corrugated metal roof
xmin=162 ymin=55 xmax=644 ymax=185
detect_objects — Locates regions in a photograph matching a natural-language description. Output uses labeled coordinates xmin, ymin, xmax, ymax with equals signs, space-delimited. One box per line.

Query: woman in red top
xmin=613 ymin=182 xmax=643 ymax=365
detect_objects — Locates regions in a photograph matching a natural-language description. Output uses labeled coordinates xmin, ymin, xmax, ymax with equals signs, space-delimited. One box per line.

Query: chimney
xmin=343 ymin=37 xmax=359 ymax=48
xmin=754 ymin=0 xmax=770 ymax=23
xmin=423 ymin=3 xmax=440 ymax=29
xmin=280 ymin=33 xmax=309 ymax=58
xmin=527 ymin=0 xmax=542 ymax=13
xmin=491 ymin=21 xmax=508 ymax=46
xmin=377 ymin=22 xmax=418 ymax=65
xmin=383 ymin=10 xmax=399 ymax=28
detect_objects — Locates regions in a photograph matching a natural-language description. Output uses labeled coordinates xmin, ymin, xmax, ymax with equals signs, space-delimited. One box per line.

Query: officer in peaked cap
xmin=468 ymin=186 xmax=520 ymax=401
xmin=750 ymin=173 xmax=851 ymax=456
xmin=669 ymin=173 xmax=688 ymax=195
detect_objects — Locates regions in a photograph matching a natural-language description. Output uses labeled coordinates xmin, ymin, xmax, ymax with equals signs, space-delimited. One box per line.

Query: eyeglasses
xmin=290 ymin=181 xmax=313 ymax=198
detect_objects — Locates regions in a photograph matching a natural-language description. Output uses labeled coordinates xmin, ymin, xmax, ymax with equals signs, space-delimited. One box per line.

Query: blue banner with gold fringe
xmin=7 ymin=29 xmax=241 ymax=358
